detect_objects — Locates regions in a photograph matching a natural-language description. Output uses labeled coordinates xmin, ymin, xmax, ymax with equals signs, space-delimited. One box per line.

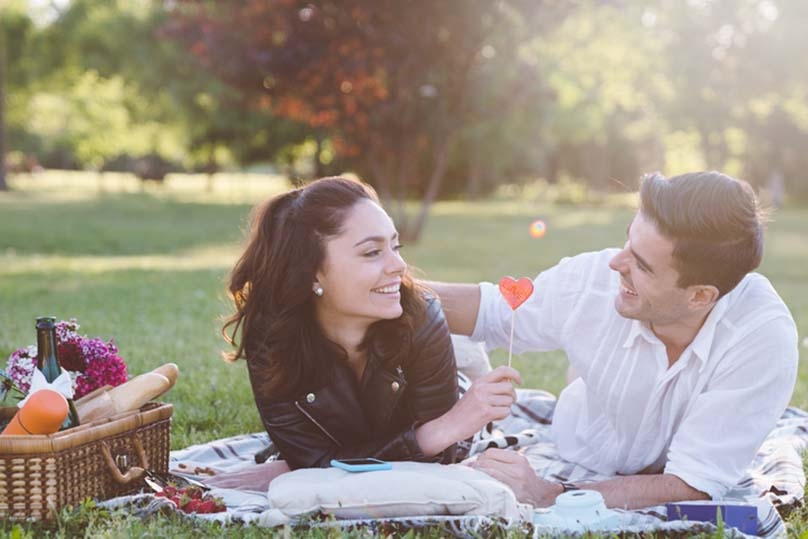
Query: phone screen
xmin=335 ymin=458 xmax=384 ymax=465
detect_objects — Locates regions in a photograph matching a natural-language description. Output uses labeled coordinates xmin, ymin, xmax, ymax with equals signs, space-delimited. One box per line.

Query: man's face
xmin=608 ymin=212 xmax=692 ymax=326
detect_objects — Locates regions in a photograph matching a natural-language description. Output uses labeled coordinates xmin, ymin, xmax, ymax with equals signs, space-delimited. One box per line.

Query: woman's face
xmin=314 ymin=199 xmax=407 ymax=329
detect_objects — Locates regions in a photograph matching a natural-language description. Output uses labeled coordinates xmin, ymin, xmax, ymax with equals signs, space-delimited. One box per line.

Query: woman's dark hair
xmin=222 ymin=176 xmax=427 ymax=399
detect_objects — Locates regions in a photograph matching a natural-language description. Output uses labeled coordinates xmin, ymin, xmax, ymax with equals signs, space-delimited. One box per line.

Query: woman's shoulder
xmin=412 ymin=293 xmax=449 ymax=343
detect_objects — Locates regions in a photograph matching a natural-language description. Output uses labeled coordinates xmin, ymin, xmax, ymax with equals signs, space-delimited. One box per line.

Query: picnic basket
xmin=0 ymin=401 xmax=172 ymax=520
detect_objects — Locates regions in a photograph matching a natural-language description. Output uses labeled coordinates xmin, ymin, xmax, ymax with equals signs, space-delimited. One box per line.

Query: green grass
xmin=0 ymin=170 xmax=806 ymax=536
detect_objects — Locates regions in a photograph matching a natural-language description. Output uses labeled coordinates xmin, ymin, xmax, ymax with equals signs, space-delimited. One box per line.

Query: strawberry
xmin=185 ymin=486 xmax=204 ymax=500
xmin=196 ymin=499 xmax=218 ymax=513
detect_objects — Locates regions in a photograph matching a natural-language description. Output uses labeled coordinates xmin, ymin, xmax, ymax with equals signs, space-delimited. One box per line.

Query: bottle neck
xmin=36 ymin=322 xmax=61 ymax=383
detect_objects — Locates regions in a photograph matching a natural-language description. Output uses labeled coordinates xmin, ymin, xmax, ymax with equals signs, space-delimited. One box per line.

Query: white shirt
xmin=471 ymin=248 xmax=798 ymax=499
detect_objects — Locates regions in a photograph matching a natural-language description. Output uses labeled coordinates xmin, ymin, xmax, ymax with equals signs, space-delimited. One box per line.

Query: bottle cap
xmin=35 ymin=317 xmax=57 ymax=329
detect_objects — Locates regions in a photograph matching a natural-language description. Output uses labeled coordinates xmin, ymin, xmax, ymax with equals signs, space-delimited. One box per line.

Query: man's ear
xmin=688 ymin=285 xmax=719 ymax=310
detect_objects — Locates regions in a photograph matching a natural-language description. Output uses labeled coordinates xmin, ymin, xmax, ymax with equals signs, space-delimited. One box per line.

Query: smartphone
xmin=330 ymin=457 xmax=392 ymax=472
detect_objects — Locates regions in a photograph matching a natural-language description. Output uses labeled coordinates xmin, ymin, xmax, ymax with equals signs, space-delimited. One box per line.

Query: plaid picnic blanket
xmin=101 ymin=389 xmax=808 ymax=537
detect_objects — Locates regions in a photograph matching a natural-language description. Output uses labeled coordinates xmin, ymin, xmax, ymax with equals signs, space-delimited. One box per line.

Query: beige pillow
xmin=264 ymin=462 xmax=525 ymax=522
xmin=451 ymin=334 xmax=492 ymax=381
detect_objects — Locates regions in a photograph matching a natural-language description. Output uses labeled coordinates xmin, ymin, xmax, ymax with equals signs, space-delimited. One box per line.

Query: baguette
xmin=151 ymin=363 xmax=179 ymax=388
xmin=77 ymin=372 xmax=171 ymax=423
xmin=107 ymin=372 xmax=171 ymax=413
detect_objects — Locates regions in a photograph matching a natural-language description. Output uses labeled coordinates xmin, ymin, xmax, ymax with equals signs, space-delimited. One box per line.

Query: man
xmin=431 ymin=171 xmax=798 ymax=509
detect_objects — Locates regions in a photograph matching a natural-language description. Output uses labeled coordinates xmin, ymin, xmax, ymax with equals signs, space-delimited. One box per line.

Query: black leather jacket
xmin=250 ymin=297 xmax=459 ymax=469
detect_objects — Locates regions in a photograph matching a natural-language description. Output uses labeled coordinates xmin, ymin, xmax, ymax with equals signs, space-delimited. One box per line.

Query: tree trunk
xmin=314 ymin=132 xmax=324 ymax=179
xmin=406 ymin=134 xmax=454 ymax=242
xmin=0 ymin=27 xmax=8 ymax=191
xmin=465 ymin=137 xmax=482 ymax=200
xmin=205 ymin=146 xmax=216 ymax=193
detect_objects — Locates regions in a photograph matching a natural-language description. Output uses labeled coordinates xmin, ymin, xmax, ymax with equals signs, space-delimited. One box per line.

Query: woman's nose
xmin=387 ymin=248 xmax=407 ymax=275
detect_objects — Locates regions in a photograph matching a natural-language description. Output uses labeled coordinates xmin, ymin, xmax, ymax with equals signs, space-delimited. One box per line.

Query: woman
xmin=214 ymin=177 xmax=520 ymax=488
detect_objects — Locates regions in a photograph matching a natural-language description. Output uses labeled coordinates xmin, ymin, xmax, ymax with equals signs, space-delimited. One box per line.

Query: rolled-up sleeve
xmin=471 ymin=256 xmax=582 ymax=353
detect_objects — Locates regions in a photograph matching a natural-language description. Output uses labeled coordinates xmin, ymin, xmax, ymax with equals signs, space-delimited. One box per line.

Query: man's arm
xmin=569 ymin=474 xmax=709 ymax=509
xmin=424 ymin=282 xmax=481 ymax=336
xmin=470 ymin=448 xmax=708 ymax=510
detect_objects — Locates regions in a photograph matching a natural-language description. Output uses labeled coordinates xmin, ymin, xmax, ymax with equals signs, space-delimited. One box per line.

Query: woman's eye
xmin=393 ymin=244 xmax=403 ymax=251
xmin=364 ymin=250 xmax=381 ymax=257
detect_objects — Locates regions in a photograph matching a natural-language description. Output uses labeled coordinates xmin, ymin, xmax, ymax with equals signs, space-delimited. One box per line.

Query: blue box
xmin=666 ymin=502 xmax=758 ymax=535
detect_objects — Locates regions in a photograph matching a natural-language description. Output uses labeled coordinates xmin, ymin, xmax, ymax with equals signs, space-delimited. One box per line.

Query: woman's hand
xmin=202 ymin=460 xmax=291 ymax=492
xmin=415 ymin=365 xmax=521 ymax=456
xmin=448 ymin=365 xmax=522 ymax=440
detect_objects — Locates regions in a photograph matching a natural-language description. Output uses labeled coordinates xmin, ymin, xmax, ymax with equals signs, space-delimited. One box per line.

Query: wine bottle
xmin=35 ymin=316 xmax=80 ymax=429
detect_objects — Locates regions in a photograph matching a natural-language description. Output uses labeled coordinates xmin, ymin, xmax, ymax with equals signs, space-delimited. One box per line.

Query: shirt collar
xmin=622 ymin=318 xmax=662 ymax=349
xmin=621 ymin=290 xmax=733 ymax=369
xmin=687 ymin=290 xmax=731 ymax=368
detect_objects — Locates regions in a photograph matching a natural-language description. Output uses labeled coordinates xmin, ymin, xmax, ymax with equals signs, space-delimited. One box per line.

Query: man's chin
xmin=614 ymin=296 xmax=638 ymax=320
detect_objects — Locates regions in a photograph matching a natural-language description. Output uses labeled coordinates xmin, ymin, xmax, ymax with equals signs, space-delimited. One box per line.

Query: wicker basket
xmin=0 ymin=401 xmax=172 ymax=520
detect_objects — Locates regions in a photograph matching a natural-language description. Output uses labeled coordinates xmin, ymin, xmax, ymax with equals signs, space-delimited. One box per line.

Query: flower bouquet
xmin=3 ymin=319 xmax=128 ymax=403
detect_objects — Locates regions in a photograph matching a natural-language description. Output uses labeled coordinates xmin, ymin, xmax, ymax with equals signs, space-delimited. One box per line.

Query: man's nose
xmin=609 ymin=244 xmax=629 ymax=272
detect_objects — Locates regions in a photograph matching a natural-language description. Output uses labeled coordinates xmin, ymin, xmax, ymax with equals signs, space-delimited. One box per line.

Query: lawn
xmin=0 ymin=170 xmax=806 ymax=537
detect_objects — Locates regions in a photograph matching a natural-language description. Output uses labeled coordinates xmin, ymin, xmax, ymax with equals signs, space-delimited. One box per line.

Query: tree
xmin=0 ymin=23 xmax=7 ymax=191
xmin=168 ymin=0 xmax=567 ymax=240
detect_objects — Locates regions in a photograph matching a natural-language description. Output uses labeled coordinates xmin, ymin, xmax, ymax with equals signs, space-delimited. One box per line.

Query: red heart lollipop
xmin=498 ymin=277 xmax=534 ymax=310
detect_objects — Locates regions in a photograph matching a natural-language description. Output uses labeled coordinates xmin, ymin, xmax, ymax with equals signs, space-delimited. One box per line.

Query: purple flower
xmin=5 ymin=319 xmax=128 ymax=399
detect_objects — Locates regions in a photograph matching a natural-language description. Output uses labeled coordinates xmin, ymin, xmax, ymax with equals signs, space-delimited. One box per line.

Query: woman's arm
xmin=415 ymin=365 xmax=521 ymax=455
xmin=258 ymin=398 xmax=436 ymax=469
xmin=405 ymin=298 xmax=522 ymax=457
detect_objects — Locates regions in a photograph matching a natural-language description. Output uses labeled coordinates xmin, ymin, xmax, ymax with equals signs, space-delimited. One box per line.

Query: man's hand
xmin=468 ymin=448 xmax=561 ymax=507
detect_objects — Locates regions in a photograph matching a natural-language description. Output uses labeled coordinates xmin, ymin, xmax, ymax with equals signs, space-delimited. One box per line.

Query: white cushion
xmin=451 ymin=335 xmax=492 ymax=381
xmin=265 ymin=462 xmax=525 ymax=521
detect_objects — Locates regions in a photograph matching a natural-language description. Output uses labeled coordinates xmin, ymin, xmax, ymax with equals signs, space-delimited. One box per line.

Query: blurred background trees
xmin=2 ymin=0 xmax=808 ymax=235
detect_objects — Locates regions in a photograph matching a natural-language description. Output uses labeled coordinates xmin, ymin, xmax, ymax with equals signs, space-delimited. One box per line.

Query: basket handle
xmin=100 ymin=436 xmax=150 ymax=484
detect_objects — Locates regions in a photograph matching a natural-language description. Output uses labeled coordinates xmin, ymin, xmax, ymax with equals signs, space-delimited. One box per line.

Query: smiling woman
xmin=214 ymin=176 xmax=521 ymax=486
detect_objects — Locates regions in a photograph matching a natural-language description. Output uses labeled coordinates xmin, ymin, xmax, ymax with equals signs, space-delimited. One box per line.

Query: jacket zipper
xmin=294 ymin=401 xmax=343 ymax=447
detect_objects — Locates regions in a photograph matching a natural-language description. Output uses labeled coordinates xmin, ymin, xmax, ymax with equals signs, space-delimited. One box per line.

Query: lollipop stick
xmin=508 ymin=310 xmax=515 ymax=368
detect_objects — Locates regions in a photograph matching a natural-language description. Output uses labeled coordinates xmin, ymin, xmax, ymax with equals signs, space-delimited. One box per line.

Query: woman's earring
xmin=313 ymin=284 xmax=324 ymax=297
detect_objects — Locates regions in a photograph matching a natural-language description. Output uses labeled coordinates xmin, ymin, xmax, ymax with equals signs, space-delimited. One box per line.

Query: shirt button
xmin=391 ymin=381 xmax=400 ymax=392
xmin=306 ymin=393 xmax=316 ymax=403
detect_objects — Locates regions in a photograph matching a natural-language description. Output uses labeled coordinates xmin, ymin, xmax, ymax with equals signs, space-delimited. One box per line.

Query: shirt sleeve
xmin=664 ymin=315 xmax=798 ymax=499
xmin=470 ymin=255 xmax=579 ymax=353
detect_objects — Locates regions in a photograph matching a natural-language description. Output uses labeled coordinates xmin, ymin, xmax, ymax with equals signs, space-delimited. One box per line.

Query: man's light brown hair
xmin=639 ymin=171 xmax=765 ymax=298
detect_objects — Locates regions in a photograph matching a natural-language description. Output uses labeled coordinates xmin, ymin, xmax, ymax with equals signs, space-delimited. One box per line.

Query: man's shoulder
xmin=548 ymin=248 xmax=619 ymax=287
xmin=728 ymin=272 xmax=788 ymax=310
xmin=722 ymin=272 xmax=796 ymax=333
xmin=554 ymin=248 xmax=618 ymax=272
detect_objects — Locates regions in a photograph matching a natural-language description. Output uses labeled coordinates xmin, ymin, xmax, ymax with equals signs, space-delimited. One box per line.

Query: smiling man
xmin=430 ymin=171 xmax=798 ymax=509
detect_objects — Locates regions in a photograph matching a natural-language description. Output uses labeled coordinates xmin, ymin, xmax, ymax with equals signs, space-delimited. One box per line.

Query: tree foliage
xmin=5 ymin=0 xmax=808 ymax=210
xmin=167 ymin=0 xmax=569 ymax=239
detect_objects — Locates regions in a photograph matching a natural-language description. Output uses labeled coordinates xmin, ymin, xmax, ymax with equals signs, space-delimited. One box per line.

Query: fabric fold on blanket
xmin=100 ymin=389 xmax=808 ymax=538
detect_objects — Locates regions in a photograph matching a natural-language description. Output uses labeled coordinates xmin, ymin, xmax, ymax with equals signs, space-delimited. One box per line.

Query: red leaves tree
xmin=167 ymin=1 xmax=554 ymax=240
